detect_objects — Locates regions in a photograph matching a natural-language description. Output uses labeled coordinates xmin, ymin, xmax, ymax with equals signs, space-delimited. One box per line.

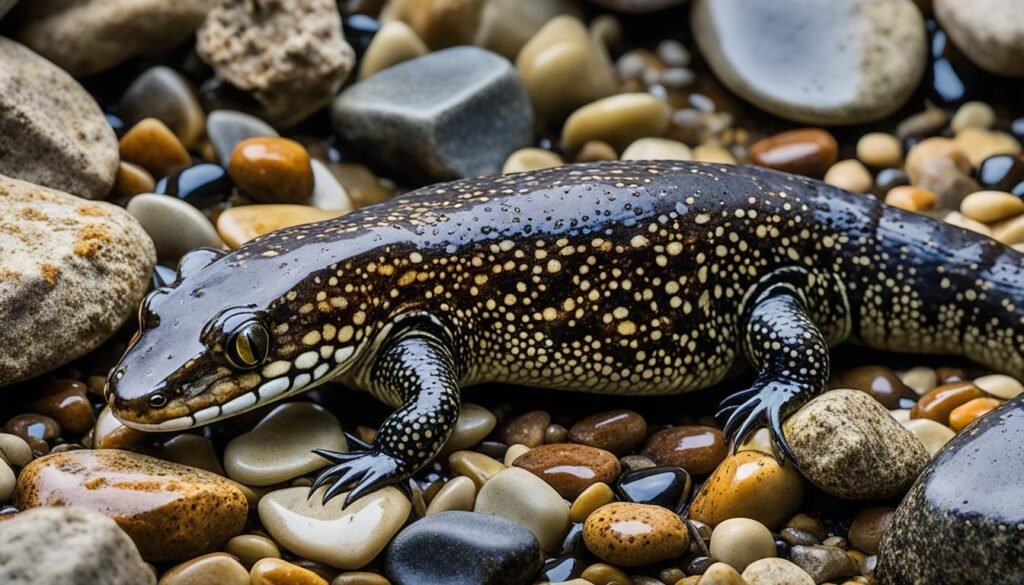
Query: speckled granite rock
xmin=692 ymin=0 xmax=927 ymax=124
xmin=0 ymin=507 xmax=155 ymax=585
xmin=12 ymin=0 xmax=214 ymax=76
xmin=935 ymin=0 xmax=1024 ymax=76
xmin=0 ymin=37 xmax=118 ymax=199
xmin=0 ymin=176 xmax=155 ymax=386
xmin=877 ymin=395 xmax=1024 ymax=585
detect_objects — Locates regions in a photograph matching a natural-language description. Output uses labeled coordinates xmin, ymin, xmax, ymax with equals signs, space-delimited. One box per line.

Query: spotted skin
xmin=107 ymin=161 xmax=1024 ymax=504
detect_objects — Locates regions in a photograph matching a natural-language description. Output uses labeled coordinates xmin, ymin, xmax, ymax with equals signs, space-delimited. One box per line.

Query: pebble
xmin=207 ymin=110 xmax=279 ymax=166
xmin=385 ymin=511 xmax=542 ymax=585
xmin=977 ymin=154 xmax=1024 ymax=195
xmin=644 ymin=425 xmax=727 ymax=475
xmin=13 ymin=0 xmax=212 ymax=76
xmin=425 ymin=475 xmax=476 ymax=516
xmin=823 ymin=160 xmax=873 ymax=193
xmin=897 ymin=107 xmax=949 ymax=140
xmin=332 ymin=573 xmax=391 ymax=585
xmin=748 ymin=129 xmax=838 ymax=178
xmin=500 ymin=410 xmax=551 ymax=448
xmin=0 ymin=506 xmax=155 ymax=585
xmin=504 ymin=444 xmax=531 ymax=466
xmin=848 ymin=506 xmax=895 ymax=554
xmin=515 ymin=15 xmax=617 ymax=125
xmin=886 ymin=185 xmax=938 ymax=213
xmin=359 ymin=20 xmax=428 ymax=79
xmin=900 ymin=366 xmax=938 ymax=395
xmin=569 ymin=482 xmax=615 ymax=523
xmin=877 ymin=396 xmax=1023 ymax=584
xmin=216 ymin=204 xmax=341 ymax=249
xmin=904 ymin=137 xmax=980 ymax=209
xmin=615 ymin=466 xmax=692 ymax=510
xmin=503 ymin=148 xmax=565 ymax=174
xmin=227 ymin=137 xmax=314 ymax=204
xmin=974 ymin=374 xmax=1024 ymax=399
xmin=4 ymin=414 xmax=59 ymax=454
xmin=621 ymin=137 xmax=693 ymax=161
xmin=561 ymin=93 xmax=671 ymax=153
xmin=449 ymin=450 xmax=506 ymax=488
xmin=157 ymin=433 xmax=224 ymax=476
xmin=127 ymin=193 xmax=223 ymax=263
xmin=692 ymin=0 xmax=926 ymax=124
xmin=943 ymin=210 xmax=992 ymax=236
xmin=112 ymin=162 xmax=157 ymax=200
xmin=900 ymin=418 xmax=956 ymax=456
xmin=741 ymin=558 xmax=814 ymax=585
xmin=567 ymin=410 xmax=646 ymax=456
xmin=696 ymin=562 xmax=746 ymax=585
xmin=512 ymin=443 xmax=620 ymax=499
xmin=474 ymin=467 xmax=570 ymax=552
xmin=993 ymin=213 xmax=1024 ymax=245
xmin=0 ymin=37 xmax=118 ymax=199
xmin=119 ymin=118 xmax=192 ymax=179
xmin=439 ymin=403 xmax=497 ymax=453
xmin=960 ymin=189 xmax=1024 ymax=223
xmin=951 ymin=101 xmax=997 ymax=133
xmin=709 ymin=518 xmax=777 ymax=572
xmin=197 ymin=0 xmax=355 ymax=128
xmin=785 ymin=390 xmax=928 ymax=499
xmin=92 ymin=405 xmax=146 ymax=450
xmin=948 ymin=397 xmax=1003 ymax=431
xmin=789 ymin=545 xmax=858 ymax=583
xmin=120 ymin=66 xmax=205 ymax=148
xmin=0 ymin=433 xmax=32 ymax=467
xmin=26 ymin=379 xmax=95 ymax=434
xmin=17 ymin=450 xmax=247 ymax=561
xmin=156 ymin=163 xmax=233 ymax=209
xmin=579 ymin=562 xmax=629 ymax=585
xmin=333 ymin=47 xmax=532 ymax=183
xmin=0 ymin=460 xmax=12 ymax=503
xmin=838 ymin=365 xmax=918 ymax=409
xmin=224 ymin=534 xmax=281 ymax=569
xmin=935 ymin=0 xmax=1024 ymax=76
xmin=856 ymin=133 xmax=903 ymax=168
xmin=576 ymin=140 xmax=619 ymax=163
xmin=693 ymin=145 xmax=738 ymax=165
xmin=689 ymin=450 xmax=804 ymax=529
xmin=582 ymin=502 xmax=688 ymax=567
xmin=159 ymin=553 xmax=250 ymax=585
xmin=955 ymin=128 xmax=1023 ymax=168
xmin=251 ymin=558 xmax=328 ymax=585
xmin=911 ymin=381 xmax=987 ymax=424
xmin=0 ymin=176 xmax=155 ymax=385
xmin=259 ymin=485 xmax=409 ymax=569
xmin=545 ymin=424 xmax=569 ymax=444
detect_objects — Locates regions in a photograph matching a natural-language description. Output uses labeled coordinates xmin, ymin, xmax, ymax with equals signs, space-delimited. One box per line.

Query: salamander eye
xmin=148 ymin=392 xmax=168 ymax=409
xmin=226 ymin=321 xmax=270 ymax=370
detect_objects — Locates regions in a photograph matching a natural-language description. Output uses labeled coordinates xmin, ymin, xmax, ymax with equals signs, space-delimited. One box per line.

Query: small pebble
xmin=441 ymin=403 xmax=497 ymax=453
xmin=950 ymin=101 xmax=996 ymax=133
xmin=500 ymin=410 xmax=550 ymax=448
xmin=943 ymin=211 xmax=992 ymax=236
xmin=119 ymin=118 xmax=192 ymax=178
xmin=896 ymin=107 xmax=948 ymax=140
xmin=620 ymin=137 xmax=692 ymax=161
xmin=207 ymin=110 xmax=279 ymax=166
xmin=159 ymin=433 xmax=225 ymax=476
xmin=583 ymin=502 xmax=688 ymax=567
xmin=216 ymin=204 xmax=342 ymax=249
xmin=644 ymin=425 xmax=728 ymax=475
xmin=228 ymin=137 xmax=315 ymax=204
xmin=159 ymin=553 xmax=250 ymax=585
xmin=503 ymin=148 xmax=564 ymax=174
xmin=575 ymin=140 xmax=618 ymax=163
xmin=885 ymin=186 xmax=938 ymax=212
xmin=503 ymin=444 xmax=531 ymax=466
xmin=120 ymin=66 xmax=204 ymax=148
xmin=789 ymin=545 xmax=858 ymax=583
xmin=856 ymin=133 xmax=902 ymax=168
xmin=973 ymin=374 xmax=1024 ymax=399
xmin=580 ymin=562 xmax=630 ymax=585
xmin=111 ymin=161 xmax=157 ymax=200
xmin=474 ymin=467 xmax=570 ymax=552
xmin=838 ymin=365 xmax=917 ymax=409
xmin=567 ymin=410 xmax=647 ymax=455
xmin=911 ymin=382 xmax=986 ymax=424
xmin=748 ymin=128 xmax=838 ymax=178
xmin=570 ymin=482 xmax=615 ymax=523
xmin=823 ymin=159 xmax=872 ymax=193
xmin=948 ymin=397 xmax=1003 ymax=432
xmin=0 ymin=433 xmax=33 ymax=467
xmin=223 ymin=534 xmax=281 ymax=569
xmin=562 ymin=93 xmax=671 ymax=153
xmin=544 ymin=424 xmax=568 ymax=444
xmin=953 ymin=127 xmax=1023 ymax=167
xmin=251 ymin=558 xmax=328 ymax=585
xmin=689 ymin=450 xmax=803 ymax=529
xmin=425 ymin=476 xmax=476 ymax=516
xmin=26 ymin=379 xmax=94 ymax=434
xmin=127 ymin=193 xmax=224 ymax=264
xmin=614 ymin=467 xmax=691 ymax=510
xmin=449 ymin=450 xmax=506 ymax=488
xmin=900 ymin=366 xmax=937 ymax=395
xmin=709 ymin=517 xmax=777 ymax=572
xmin=900 ymin=418 xmax=956 ymax=456
xmin=155 ymin=163 xmax=233 ymax=209
xmin=696 ymin=562 xmax=745 ymax=585
xmin=692 ymin=144 xmax=737 ymax=165
xmin=91 ymin=405 xmax=146 ymax=450
xmin=741 ymin=558 xmax=814 ymax=585
xmin=848 ymin=506 xmax=895 ymax=554
xmin=359 ymin=20 xmax=428 ymax=80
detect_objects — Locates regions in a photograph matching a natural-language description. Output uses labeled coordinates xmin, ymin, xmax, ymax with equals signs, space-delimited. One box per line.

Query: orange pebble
xmin=250 ymin=558 xmax=327 ymax=585
xmin=911 ymin=382 xmax=986 ymax=424
xmin=228 ymin=137 xmax=314 ymax=204
xmin=119 ymin=118 xmax=191 ymax=178
xmin=885 ymin=186 xmax=937 ymax=212
xmin=948 ymin=397 xmax=1003 ymax=432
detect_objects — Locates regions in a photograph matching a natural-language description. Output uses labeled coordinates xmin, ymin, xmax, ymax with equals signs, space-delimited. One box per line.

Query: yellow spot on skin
xmin=547 ymin=259 xmax=561 ymax=273
xmin=262 ymin=360 xmax=291 ymax=378
xmin=323 ymin=324 xmax=337 ymax=340
xmin=302 ymin=330 xmax=321 ymax=346
xmin=409 ymin=252 xmax=423 ymax=264
xmin=338 ymin=325 xmax=354 ymax=343
xmin=542 ymin=307 xmax=558 ymax=321
xmin=630 ymin=235 xmax=649 ymax=248
xmin=617 ymin=320 xmax=637 ymax=335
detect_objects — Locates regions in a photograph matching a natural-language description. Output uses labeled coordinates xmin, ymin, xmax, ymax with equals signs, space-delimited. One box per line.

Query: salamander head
xmin=105 ymin=246 xmax=371 ymax=431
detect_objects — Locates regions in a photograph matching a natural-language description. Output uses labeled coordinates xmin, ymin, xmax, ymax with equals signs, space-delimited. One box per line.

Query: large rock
xmin=12 ymin=0 xmax=214 ymax=77
xmin=332 ymin=46 xmax=533 ymax=184
xmin=0 ymin=506 xmax=155 ymax=585
xmin=197 ymin=0 xmax=355 ymax=128
xmin=0 ymin=176 xmax=154 ymax=386
xmin=877 ymin=395 xmax=1024 ymax=584
xmin=0 ymin=37 xmax=118 ymax=200
xmin=935 ymin=0 xmax=1024 ymax=77
xmin=784 ymin=390 xmax=929 ymax=499
xmin=691 ymin=0 xmax=927 ymax=125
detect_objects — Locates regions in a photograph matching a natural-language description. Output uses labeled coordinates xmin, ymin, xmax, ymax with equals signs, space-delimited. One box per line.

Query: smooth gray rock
xmin=691 ymin=0 xmax=927 ymax=125
xmin=119 ymin=66 xmax=205 ymax=148
xmin=935 ymin=0 xmax=1024 ymax=76
xmin=0 ymin=507 xmax=155 ymax=585
xmin=332 ymin=46 xmax=534 ymax=184
xmin=877 ymin=395 xmax=1024 ymax=585
xmin=126 ymin=193 xmax=223 ymax=264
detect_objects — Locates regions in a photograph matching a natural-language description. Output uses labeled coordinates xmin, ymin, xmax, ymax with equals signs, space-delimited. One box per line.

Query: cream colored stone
xmin=449 ymin=450 xmax=506 ymax=488
xmin=503 ymin=444 xmax=531 ymax=466
xmin=856 ymin=132 xmax=902 ymax=167
xmin=951 ymin=101 xmax=996 ymax=133
xmin=961 ymin=190 xmax=1024 ymax=223
xmin=900 ymin=418 xmax=956 ymax=456
xmin=621 ymin=137 xmax=692 ymax=161
xmin=562 ymin=93 xmax=671 ymax=153
xmin=502 ymin=148 xmax=564 ymax=174
xmin=953 ymin=127 xmax=1022 ymax=167
xmin=359 ymin=20 xmax=428 ymax=79
xmin=742 ymin=558 xmax=814 ymax=585
xmin=943 ymin=211 xmax=992 ymax=236
xmin=693 ymin=144 xmax=737 ymax=165
xmin=0 ymin=433 xmax=32 ymax=467
xmin=474 ymin=467 xmax=570 ymax=552
xmin=425 ymin=476 xmax=477 ymax=516
xmin=992 ymin=213 xmax=1024 ymax=245
xmin=824 ymin=159 xmax=873 ymax=193
xmin=710 ymin=518 xmax=777 ymax=572
xmin=899 ymin=367 xmax=938 ymax=395
xmin=973 ymin=374 xmax=1024 ymax=400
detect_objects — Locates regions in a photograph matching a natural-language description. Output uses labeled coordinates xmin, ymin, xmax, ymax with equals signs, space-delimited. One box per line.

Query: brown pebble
xmin=689 ymin=451 xmax=804 ymax=529
xmin=3 ymin=414 xmax=58 ymax=455
xmin=545 ymin=423 xmax=568 ymax=444
xmin=228 ymin=137 xmax=314 ymax=204
xmin=447 ymin=450 xmax=505 ymax=488
xmin=935 ymin=367 xmax=967 ymax=384
xmin=251 ymin=558 xmax=328 ymax=585
xmin=884 ymin=186 xmax=937 ymax=213
xmin=119 ymin=118 xmax=191 ymax=178
xmin=644 ymin=425 xmax=727 ymax=475
xmin=848 ymin=506 xmax=895 ymax=554
xmin=331 ymin=572 xmax=391 ymax=585
xmin=499 ymin=410 xmax=550 ymax=448
xmin=580 ymin=562 xmax=631 ymax=585
xmin=575 ymin=140 xmax=618 ymax=162
xmin=583 ymin=502 xmax=689 ymax=567
xmin=568 ymin=409 xmax=647 ymax=455
xmin=748 ymin=129 xmax=838 ymax=178
xmin=837 ymin=366 xmax=917 ymax=409
xmin=158 ymin=552 xmax=249 ymax=585
xmin=512 ymin=443 xmax=620 ymax=499
xmin=111 ymin=161 xmax=156 ymax=200
xmin=911 ymin=382 xmax=987 ymax=424
xmin=948 ymin=397 xmax=1003 ymax=432
xmin=223 ymin=533 xmax=281 ymax=569
xmin=92 ymin=405 xmax=146 ymax=450
xmin=26 ymin=379 xmax=95 ymax=434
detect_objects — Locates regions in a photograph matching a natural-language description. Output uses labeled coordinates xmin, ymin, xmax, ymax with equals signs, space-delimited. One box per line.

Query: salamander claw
xmin=719 ymin=381 xmax=800 ymax=467
xmin=309 ymin=448 xmax=405 ymax=508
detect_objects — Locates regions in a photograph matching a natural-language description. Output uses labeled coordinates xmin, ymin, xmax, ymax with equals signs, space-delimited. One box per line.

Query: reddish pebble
xmin=748 ymin=128 xmax=838 ymax=177
xmin=644 ymin=425 xmax=727 ymax=475
xmin=499 ymin=410 xmax=550 ymax=448
xmin=512 ymin=443 xmax=620 ymax=499
xmin=948 ymin=397 xmax=1003 ymax=432
xmin=911 ymin=382 xmax=986 ymax=424
xmin=568 ymin=410 xmax=647 ymax=455
xmin=27 ymin=379 xmax=95 ymax=434
xmin=228 ymin=137 xmax=314 ymax=204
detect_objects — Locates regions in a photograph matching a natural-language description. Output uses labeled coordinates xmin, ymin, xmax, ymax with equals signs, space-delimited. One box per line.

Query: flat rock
xmin=784 ymin=389 xmax=929 ymax=499
xmin=0 ymin=37 xmax=118 ymax=199
xmin=331 ymin=46 xmax=533 ymax=184
xmin=385 ymin=511 xmax=542 ymax=585
xmin=258 ymin=486 xmax=410 ymax=569
xmin=877 ymin=395 xmax=1024 ymax=584
xmin=12 ymin=0 xmax=214 ymax=76
xmin=935 ymin=0 xmax=1024 ymax=76
xmin=16 ymin=450 xmax=248 ymax=561
xmin=691 ymin=0 xmax=927 ymax=124
xmin=0 ymin=506 xmax=154 ymax=585
xmin=0 ymin=176 xmax=155 ymax=385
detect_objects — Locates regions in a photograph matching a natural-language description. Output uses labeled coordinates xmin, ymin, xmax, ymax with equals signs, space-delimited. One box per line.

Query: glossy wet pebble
xmin=228 ymin=137 xmax=315 ymax=204
xmin=742 ymin=558 xmax=814 ymax=585
xmin=207 ymin=110 xmax=279 ymax=165
xmin=838 ymin=365 xmax=918 ymax=409
xmin=224 ymin=533 xmax=281 ymax=569
xmin=385 ymin=511 xmax=542 ymax=585
xmin=127 ymin=193 xmax=224 ymax=263
xmin=474 ymin=467 xmax=569 ymax=552
xmin=16 ymin=450 xmax=247 ymax=561
xmin=643 ymin=425 xmax=727 ymax=475
xmin=119 ymin=118 xmax=192 ymax=179
xmin=562 ymin=93 xmax=670 ymax=152
xmin=225 ymin=402 xmax=347 ymax=486
xmin=911 ymin=381 xmax=986 ymax=424
xmin=359 ymin=20 xmax=428 ymax=79
xmin=583 ymin=502 xmax=688 ymax=567
xmin=425 ymin=475 xmax=476 ymax=516
xmin=709 ymin=518 xmax=777 ymax=572
xmin=570 ymin=481 xmax=615 ymax=523
xmin=500 ymin=410 xmax=550 ymax=447
xmin=155 ymin=163 xmax=233 ymax=209
xmin=26 ymin=379 xmax=95 ymax=434
xmin=748 ymin=129 xmax=838 ymax=177
xmin=440 ymin=403 xmax=497 ymax=453
xmin=690 ymin=450 xmax=804 ymax=529
xmin=568 ymin=410 xmax=646 ymax=455
xmin=216 ymin=204 xmax=343 ymax=248
xmin=251 ymin=558 xmax=328 ymax=585
xmin=112 ymin=162 xmax=157 ymax=200
xmin=120 ymin=66 xmax=204 ymax=148
xmin=614 ymin=467 xmax=691 ymax=510
xmin=259 ymin=485 xmax=410 ymax=569
xmin=973 ymin=373 xmax=1024 ymax=400
xmin=785 ymin=389 xmax=928 ymax=499
xmin=512 ymin=443 xmax=620 ymax=499
xmin=159 ymin=553 xmax=250 ymax=585
xmin=449 ymin=450 xmax=506 ymax=488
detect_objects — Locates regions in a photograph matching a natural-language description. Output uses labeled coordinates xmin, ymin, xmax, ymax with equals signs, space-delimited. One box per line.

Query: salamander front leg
xmin=718 ymin=288 xmax=829 ymax=464
xmin=310 ymin=331 xmax=461 ymax=507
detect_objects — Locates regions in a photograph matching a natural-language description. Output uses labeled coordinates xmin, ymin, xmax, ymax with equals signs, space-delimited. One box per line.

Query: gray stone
xmin=0 ymin=176 xmax=155 ymax=386
xmin=331 ymin=46 xmax=534 ymax=184
xmin=119 ymin=66 xmax=205 ymax=148
xmin=0 ymin=507 xmax=155 ymax=585
xmin=935 ymin=0 xmax=1024 ymax=76
xmin=0 ymin=37 xmax=118 ymax=200
xmin=877 ymin=395 xmax=1024 ymax=585
xmin=691 ymin=0 xmax=927 ymax=124
xmin=789 ymin=545 xmax=858 ymax=583
xmin=126 ymin=193 xmax=223 ymax=264
xmin=12 ymin=0 xmax=214 ymax=77
xmin=207 ymin=110 xmax=279 ymax=166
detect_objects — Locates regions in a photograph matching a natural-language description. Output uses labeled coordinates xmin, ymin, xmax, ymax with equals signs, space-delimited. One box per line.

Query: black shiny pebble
xmin=385 ymin=511 xmax=542 ymax=585
xmin=155 ymin=163 xmax=233 ymax=208
xmin=151 ymin=265 xmax=177 ymax=289
xmin=774 ymin=537 xmax=791 ymax=559
xmin=615 ymin=466 xmax=692 ymax=511
xmin=474 ymin=440 xmax=508 ymax=461
xmin=926 ymin=23 xmax=979 ymax=106
xmin=977 ymin=154 xmax=1024 ymax=196
xmin=344 ymin=13 xmax=380 ymax=57
xmin=539 ymin=556 xmax=581 ymax=583
xmin=873 ymin=167 xmax=910 ymax=198
xmin=560 ymin=522 xmax=585 ymax=557
xmin=687 ymin=555 xmax=715 ymax=575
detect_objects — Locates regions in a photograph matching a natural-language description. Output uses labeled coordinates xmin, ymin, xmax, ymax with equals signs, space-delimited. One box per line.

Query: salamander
xmin=106 ymin=161 xmax=1024 ymax=505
